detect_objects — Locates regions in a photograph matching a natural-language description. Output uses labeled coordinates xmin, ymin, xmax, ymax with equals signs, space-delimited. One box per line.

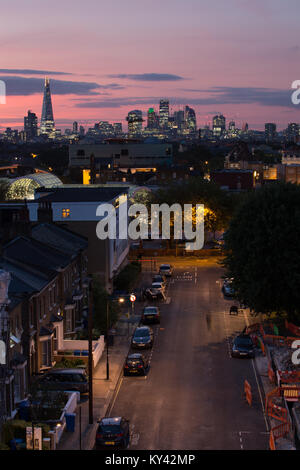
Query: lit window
xmin=62 ymin=209 xmax=70 ymax=218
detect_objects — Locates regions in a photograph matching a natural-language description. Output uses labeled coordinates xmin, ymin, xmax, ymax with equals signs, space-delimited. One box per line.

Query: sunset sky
xmin=1 ymin=0 xmax=300 ymax=131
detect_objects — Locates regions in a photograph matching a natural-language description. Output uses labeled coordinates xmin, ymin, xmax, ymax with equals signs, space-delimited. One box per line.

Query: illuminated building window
xmin=62 ymin=208 xmax=70 ymax=218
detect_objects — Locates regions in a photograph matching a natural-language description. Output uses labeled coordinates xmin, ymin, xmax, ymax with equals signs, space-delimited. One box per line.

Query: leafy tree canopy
xmin=222 ymin=183 xmax=300 ymax=321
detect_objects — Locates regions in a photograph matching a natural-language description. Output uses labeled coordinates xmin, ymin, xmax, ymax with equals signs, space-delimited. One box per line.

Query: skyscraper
xmin=126 ymin=110 xmax=143 ymax=137
xmin=212 ymin=114 xmax=226 ymax=137
xmin=159 ymin=99 xmax=169 ymax=129
xmin=24 ymin=110 xmax=38 ymax=141
xmin=265 ymin=123 xmax=277 ymax=142
xmin=72 ymin=121 xmax=78 ymax=134
xmin=147 ymin=108 xmax=159 ymax=129
xmin=184 ymin=106 xmax=197 ymax=135
xmin=40 ymin=77 xmax=55 ymax=137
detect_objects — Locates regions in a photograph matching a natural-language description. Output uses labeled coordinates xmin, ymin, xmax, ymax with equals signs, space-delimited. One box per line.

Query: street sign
xmin=130 ymin=294 xmax=136 ymax=302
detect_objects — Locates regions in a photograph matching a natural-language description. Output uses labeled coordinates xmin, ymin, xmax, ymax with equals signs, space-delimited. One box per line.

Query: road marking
xmin=107 ymin=374 xmax=124 ymax=415
xmin=239 ymin=431 xmax=244 ymax=450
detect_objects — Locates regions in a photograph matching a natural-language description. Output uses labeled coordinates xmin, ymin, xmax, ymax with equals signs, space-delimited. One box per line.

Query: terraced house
xmin=0 ymin=222 xmax=88 ymax=423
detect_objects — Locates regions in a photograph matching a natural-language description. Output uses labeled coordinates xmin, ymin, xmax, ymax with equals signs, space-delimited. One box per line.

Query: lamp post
xmin=106 ymin=298 xmax=110 ymax=381
xmin=88 ymin=280 xmax=93 ymax=425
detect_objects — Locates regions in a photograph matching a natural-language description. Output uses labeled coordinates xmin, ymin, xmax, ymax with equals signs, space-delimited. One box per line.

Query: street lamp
xmin=106 ymin=298 xmax=110 ymax=381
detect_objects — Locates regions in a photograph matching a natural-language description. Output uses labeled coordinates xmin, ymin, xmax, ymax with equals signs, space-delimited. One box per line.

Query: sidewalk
xmin=57 ymin=311 xmax=141 ymax=450
xmin=254 ymin=349 xmax=296 ymax=450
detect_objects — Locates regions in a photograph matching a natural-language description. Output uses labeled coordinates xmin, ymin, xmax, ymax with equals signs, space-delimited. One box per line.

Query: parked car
xmin=222 ymin=278 xmax=235 ymax=297
xmin=141 ymin=306 xmax=161 ymax=324
xmin=231 ymin=334 xmax=255 ymax=358
xmin=131 ymin=326 xmax=153 ymax=349
xmin=142 ymin=287 xmax=165 ymax=301
xmin=95 ymin=417 xmax=130 ymax=448
xmin=124 ymin=353 xmax=149 ymax=376
xmin=151 ymin=281 xmax=165 ymax=295
xmin=152 ymin=274 xmax=166 ymax=286
xmin=159 ymin=264 xmax=173 ymax=277
xmin=36 ymin=368 xmax=88 ymax=394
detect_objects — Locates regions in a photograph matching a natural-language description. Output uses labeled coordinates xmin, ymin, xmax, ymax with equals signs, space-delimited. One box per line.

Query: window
xmin=41 ymin=340 xmax=51 ymax=367
xmin=62 ymin=209 xmax=70 ymax=218
xmin=121 ymin=149 xmax=128 ymax=156
xmin=77 ymin=149 xmax=85 ymax=156
xmin=65 ymin=311 xmax=73 ymax=333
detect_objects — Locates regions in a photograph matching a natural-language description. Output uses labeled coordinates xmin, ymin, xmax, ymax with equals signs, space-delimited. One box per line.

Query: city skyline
xmin=1 ymin=0 xmax=300 ymax=130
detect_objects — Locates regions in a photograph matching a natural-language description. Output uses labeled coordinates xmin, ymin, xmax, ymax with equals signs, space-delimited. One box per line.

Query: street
xmin=108 ymin=257 xmax=269 ymax=450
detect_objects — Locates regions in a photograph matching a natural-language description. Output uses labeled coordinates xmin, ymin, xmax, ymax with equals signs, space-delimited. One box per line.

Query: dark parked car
xmin=231 ymin=334 xmax=255 ymax=358
xmin=95 ymin=417 xmax=130 ymax=448
xmin=131 ymin=326 xmax=153 ymax=349
xmin=222 ymin=278 xmax=235 ymax=297
xmin=142 ymin=287 xmax=165 ymax=301
xmin=159 ymin=264 xmax=173 ymax=277
xmin=141 ymin=306 xmax=160 ymax=324
xmin=152 ymin=274 xmax=166 ymax=286
xmin=124 ymin=353 xmax=149 ymax=376
xmin=37 ymin=368 xmax=88 ymax=394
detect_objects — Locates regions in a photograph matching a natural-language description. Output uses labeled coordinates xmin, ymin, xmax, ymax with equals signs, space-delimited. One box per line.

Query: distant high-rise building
xmin=286 ymin=123 xmax=299 ymax=143
xmin=113 ymin=123 xmax=123 ymax=135
xmin=79 ymin=125 xmax=85 ymax=137
xmin=265 ymin=123 xmax=277 ymax=142
xmin=184 ymin=106 xmax=197 ymax=135
xmin=159 ymin=99 xmax=169 ymax=128
xmin=147 ymin=108 xmax=159 ymax=129
xmin=24 ymin=110 xmax=38 ymax=141
xmin=126 ymin=110 xmax=143 ymax=137
xmin=212 ymin=114 xmax=226 ymax=137
xmin=72 ymin=121 xmax=78 ymax=134
xmin=173 ymin=110 xmax=185 ymax=130
xmin=40 ymin=77 xmax=55 ymax=137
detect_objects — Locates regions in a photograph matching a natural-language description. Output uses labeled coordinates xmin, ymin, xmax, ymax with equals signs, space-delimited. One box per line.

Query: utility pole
xmin=88 ymin=281 xmax=93 ymax=425
xmin=106 ymin=299 xmax=109 ymax=380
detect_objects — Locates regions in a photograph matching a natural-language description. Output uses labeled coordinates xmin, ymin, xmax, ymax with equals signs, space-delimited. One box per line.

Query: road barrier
xmin=278 ymin=370 xmax=300 ymax=384
xmin=265 ymin=385 xmax=300 ymax=449
xmin=244 ymin=380 xmax=252 ymax=406
xmin=268 ymin=361 xmax=276 ymax=384
xmin=285 ymin=320 xmax=300 ymax=338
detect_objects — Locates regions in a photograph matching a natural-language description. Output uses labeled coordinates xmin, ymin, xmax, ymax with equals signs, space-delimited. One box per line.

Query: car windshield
xmin=99 ymin=425 xmax=121 ymax=433
xmin=152 ymin=283 xmax=161 ymax=287
xmin=144 ymin=307 xmax=158 ymax=314
xmin=236 ymin=337 xmax=252 ymax=346
xmin=160 ymin=265 xmax=170 ymax=270
xmin=134 ymin=329 xmax=149 ymax=338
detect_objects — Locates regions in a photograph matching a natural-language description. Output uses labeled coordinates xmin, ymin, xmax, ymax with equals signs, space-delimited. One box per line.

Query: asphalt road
xmin=109 ymin=258 xmax=269 ymax=450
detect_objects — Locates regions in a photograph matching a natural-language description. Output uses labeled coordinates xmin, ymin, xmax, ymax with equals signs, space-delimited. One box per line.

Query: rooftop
xmin=32 ymin=186 xmax=128 ymax=203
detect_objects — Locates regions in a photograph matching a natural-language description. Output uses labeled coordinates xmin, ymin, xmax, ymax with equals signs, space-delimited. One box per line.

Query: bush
xmin=54 ymin=357 xmax=85 ymax=368
xmin=2 ymin=420 xmax=50 ymax=445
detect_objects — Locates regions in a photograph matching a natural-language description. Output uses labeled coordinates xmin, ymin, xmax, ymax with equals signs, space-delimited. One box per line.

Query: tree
xmin=153 ymin=177 xmax=236 ymax=237
xmin=222 ymin=183 xmax=300 ymax=322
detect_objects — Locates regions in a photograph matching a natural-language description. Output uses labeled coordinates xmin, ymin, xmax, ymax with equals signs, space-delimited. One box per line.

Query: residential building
xmin=27 ymin=187 xmax=130 ymax=291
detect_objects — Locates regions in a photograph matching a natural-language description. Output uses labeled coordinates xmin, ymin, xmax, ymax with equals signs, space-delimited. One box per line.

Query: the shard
xmin=40 ymin=77 xmax=55 ymax=137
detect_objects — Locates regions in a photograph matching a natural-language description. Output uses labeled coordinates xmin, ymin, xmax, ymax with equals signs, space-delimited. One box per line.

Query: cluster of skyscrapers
xmin=1 ymin=78 xmax=300 ymax=145
xmin=126 ymin=100 xmax=197 ymax=139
